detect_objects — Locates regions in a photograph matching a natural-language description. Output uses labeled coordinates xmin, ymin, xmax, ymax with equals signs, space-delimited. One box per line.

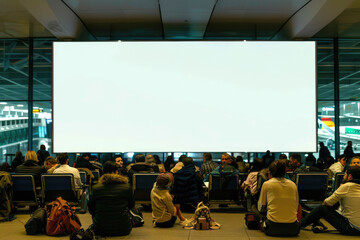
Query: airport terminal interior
xmin=1 ymin=0 xmax=360 ymax=239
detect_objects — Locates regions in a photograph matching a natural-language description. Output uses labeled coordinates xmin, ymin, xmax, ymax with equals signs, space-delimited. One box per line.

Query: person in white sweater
xmin=301 ymin=166 xmax=360 ymax=235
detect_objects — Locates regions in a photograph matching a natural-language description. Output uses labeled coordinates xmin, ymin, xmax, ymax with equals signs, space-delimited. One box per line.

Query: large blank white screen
xmin=53 ymin=41 xmax=316 ymax=153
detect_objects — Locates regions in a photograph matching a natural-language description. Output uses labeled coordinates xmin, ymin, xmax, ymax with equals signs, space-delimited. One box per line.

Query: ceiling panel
xmin=63 ymin=0 xmax=163 ymax=39
xmin=205 ymin=0 xmax=309 ymax=39
xmin=314 ymin=1 xmax=360 ymax=39
xmin=0 ymin=0 xmax=53 ymax=39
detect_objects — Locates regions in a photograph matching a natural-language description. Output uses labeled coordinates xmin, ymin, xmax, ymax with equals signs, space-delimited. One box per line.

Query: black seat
xmin=208 ymin=174 xmax=239 ymax=204
xmin=11 ymin=174 xmax=39 ymax=207
xmin=296 ymin=173 xmax=328 ymax=202
xmin=133 ymin=173 xmax=159 ymax=203
xmin=42 ymin=174 xmax=78 ymax=204
xmin=333 ymin=172 xmax=345 ymax=191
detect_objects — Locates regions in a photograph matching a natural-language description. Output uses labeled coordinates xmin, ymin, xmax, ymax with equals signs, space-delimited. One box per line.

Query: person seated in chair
xmin=350 ymin=156 xmax=360 ymax=168
xmin=113 ymin=155 xmax=128 ymax=177
xmin=204 ymin=153 xmax=239 ymax=182
xmin=15 ymin=150 xmax=46 ymax=186
xmin=200 ymin=152 xmax=218 ymax=179
xmin=44 ymin=156 xmax=58 ymax=173
xmin=127 ymin=154 xmax=159 ymax=184
xmin=328 ymin=154 xmax=347 ymax=179
xmin=256 ymin=160 xmax=300 ymax=236
xmin=127 ymin=154 xmax=159 ymax=173
xmin=289 ymin=153 xmax=321 ymax=182
xmin=88 ymin=161 xmax=134 ymax=236
xmin=300 ymin=166 xmax=360 ymax=235
xmin=53 ymin=153 xmax=82 ymax=189
xmin=75 ymin=153 xmax=96 ymax=170
xmin=151 ymin=173 xmax=186 ymax=227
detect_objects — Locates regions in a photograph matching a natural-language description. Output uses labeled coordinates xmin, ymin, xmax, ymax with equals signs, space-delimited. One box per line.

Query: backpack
xmin=183 ymin=202 xmax=221 ymax=230
xmin=25 ymin=208 xmax=47 ymax=235
xmin=244 ymin=212 xmax=260 ymax=230
xmin=130 ymin=206 xmax=144 ymax=227
xmin=45 ymin=197 xmax=81 ymax=235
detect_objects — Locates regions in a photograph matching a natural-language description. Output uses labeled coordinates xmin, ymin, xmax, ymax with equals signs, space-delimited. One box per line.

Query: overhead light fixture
xmin=17 ymin=104 xmax=24 ymax=107
xmin=0 ymin=102 xmax=7 ymax=105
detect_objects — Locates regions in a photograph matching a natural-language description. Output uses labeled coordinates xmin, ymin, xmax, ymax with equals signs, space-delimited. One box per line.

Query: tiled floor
xmin=0 ymin=209 xmax=359 ymax=240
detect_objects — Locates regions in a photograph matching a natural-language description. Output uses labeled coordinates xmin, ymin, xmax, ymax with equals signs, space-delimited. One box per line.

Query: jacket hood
xmin=99 ymin=173 xmax=129 ymax=184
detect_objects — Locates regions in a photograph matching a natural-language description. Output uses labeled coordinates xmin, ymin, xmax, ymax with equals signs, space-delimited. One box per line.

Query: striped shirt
xmin=200 ymin=161 xmax=218 ymax=179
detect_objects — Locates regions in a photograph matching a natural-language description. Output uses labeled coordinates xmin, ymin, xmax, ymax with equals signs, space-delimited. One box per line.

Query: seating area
xmin=10 ymin=173 xmax=83 ymax=208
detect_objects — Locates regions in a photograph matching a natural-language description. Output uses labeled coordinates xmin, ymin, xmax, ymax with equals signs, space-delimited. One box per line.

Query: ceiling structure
xmin=1 ymin=0 xmax=360 ymax=101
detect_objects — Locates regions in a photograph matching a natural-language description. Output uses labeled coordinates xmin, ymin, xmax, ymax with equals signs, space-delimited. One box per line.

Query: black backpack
xmin=130 ymin=206 xmax=144 ymax=227
xmin=25 ymin=208 xmax=47 ymax=235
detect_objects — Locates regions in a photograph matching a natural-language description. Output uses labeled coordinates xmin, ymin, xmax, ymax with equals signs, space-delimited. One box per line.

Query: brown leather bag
xmin=46 ymin=197 xmax=81 ymax=235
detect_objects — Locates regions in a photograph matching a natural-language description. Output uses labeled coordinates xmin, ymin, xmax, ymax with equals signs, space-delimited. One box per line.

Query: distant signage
xmin=345 ymin=128 xmax=360 ymax=135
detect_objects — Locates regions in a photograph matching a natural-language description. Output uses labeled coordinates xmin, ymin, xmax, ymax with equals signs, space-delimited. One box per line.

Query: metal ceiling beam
xmin=273 ymin=0 xmax=355 ymax=40
xmin=19 ymin=0 xmax=95 ymax=40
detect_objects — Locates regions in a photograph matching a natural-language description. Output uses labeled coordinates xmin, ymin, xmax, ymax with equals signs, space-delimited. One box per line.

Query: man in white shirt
xmin=53 ymin=153 xmax=82 ymax=189
xmin=257 ymin=160 xmax=300 ymax=236
xmin=301 ymin=166 xmax=360 ymax=235
xmin=328 ymin=154 xmax=347 ymax=178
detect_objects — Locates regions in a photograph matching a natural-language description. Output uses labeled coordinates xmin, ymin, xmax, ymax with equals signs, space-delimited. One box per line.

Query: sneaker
xmin=312 ymin=225 xmax=328 ymax=233
xmin=180 ymin=219 xmax=189 ymax=227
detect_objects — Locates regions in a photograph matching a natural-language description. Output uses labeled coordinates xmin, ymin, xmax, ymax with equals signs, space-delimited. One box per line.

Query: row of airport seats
xmin=11 ymin=169 xmax=100 ymax=208
xmin=11 ymin=171 xmax=345 ymax=209
xmin=132 ymin=172 xmax=345 ymax=205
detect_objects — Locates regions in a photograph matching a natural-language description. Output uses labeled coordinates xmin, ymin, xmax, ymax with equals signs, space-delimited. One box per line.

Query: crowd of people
xmin=1 ymin=144 xmax=360 ymax=237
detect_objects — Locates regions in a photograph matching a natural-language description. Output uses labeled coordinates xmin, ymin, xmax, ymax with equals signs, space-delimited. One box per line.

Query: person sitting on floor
xmin=300 ymin=166 xmax=360 ymax=235
xmin=88 ymin=161 xmax=134 ymax=236
xmin=151 ymin=173 xmax=186 ymax=228
xmin=172 ymin=157 xmax=203 ymax=207
xmin=256 ymin=160 xmax=300 ymax=236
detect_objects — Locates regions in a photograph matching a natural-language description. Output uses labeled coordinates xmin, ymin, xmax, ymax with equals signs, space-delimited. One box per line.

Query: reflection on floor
xmin=0 ymin=207 xmax=359 ymax=240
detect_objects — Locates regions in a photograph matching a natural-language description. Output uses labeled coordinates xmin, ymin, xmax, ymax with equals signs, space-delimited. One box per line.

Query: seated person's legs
xmin=264 ymin=220 xmax=300 ymax=236
xmin=301 ymin=205 xmax=360 ymax=235
xmin=155 ymin=206 xmax=177 ymax=228
xmin=174 ymin=204 xmax=186 ymax=221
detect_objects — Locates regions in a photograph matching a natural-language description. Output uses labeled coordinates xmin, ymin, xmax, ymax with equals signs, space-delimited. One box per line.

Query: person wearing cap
xmin=151 ymin=173 xmax=186 ymax=228
xmin=300 ymin=166 xmax=360 ymax=235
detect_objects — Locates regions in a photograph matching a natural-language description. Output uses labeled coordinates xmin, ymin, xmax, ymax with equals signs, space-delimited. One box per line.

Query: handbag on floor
xmin=182 ymin=202 xmax=221 ymax=230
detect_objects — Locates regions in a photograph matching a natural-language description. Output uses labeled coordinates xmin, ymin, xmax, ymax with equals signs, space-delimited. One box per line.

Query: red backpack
xmin=46 ymin=197 xmax=81 ymax=235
